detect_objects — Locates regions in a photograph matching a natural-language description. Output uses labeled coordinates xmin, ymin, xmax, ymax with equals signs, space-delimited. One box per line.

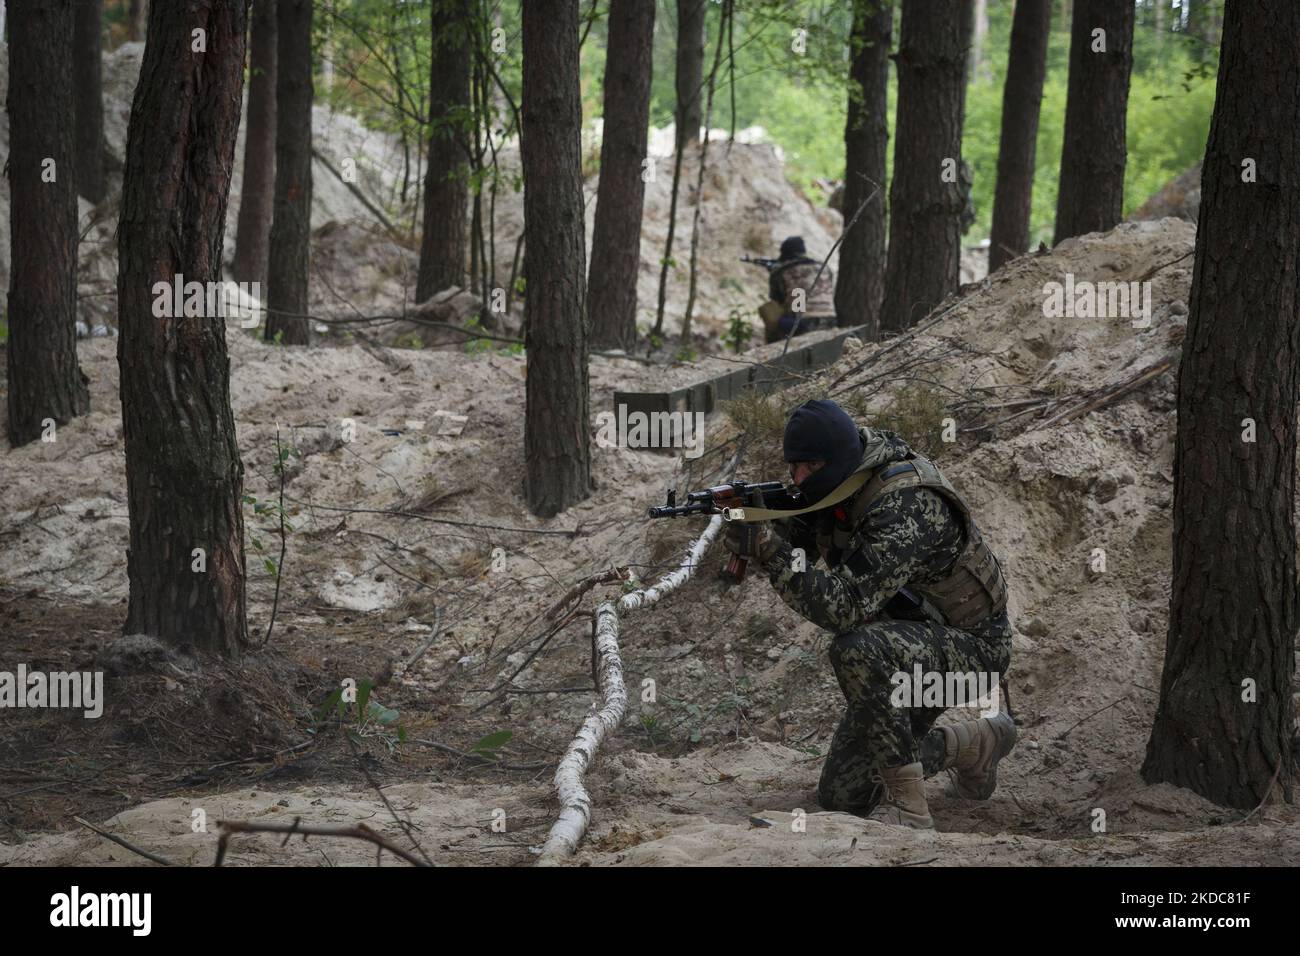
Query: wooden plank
xmin=613 ymin=326 xmax=865 ymax=427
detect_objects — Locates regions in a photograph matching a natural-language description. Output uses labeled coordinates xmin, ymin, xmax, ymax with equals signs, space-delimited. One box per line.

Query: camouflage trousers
xmin=817 ymin=611 xmax=1013 ymax=815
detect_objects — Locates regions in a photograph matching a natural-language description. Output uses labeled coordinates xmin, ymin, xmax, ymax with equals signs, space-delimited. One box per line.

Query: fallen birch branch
xmin=536 ymin=515 xmax=724 ymax=863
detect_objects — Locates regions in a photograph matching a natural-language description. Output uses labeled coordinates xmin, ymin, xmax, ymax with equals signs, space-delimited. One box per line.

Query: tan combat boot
xmin=941 ymin=712 xmax=1017 ymax=800
xmin=866 ymin=762 xmax=935 ymax=829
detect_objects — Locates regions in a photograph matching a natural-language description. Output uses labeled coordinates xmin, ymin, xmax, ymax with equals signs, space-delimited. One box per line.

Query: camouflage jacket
xmin=759 ymin=429 xmax=967 ymax=633
xmin=769 ymin=257 xmax=836 ymax=317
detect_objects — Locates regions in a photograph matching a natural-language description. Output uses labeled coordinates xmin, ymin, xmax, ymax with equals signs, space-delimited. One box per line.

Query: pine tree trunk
xmin=231 ymin=0 xmax=276 ymax=288
xmin=128 ymin=0 xmax=146 ymax=42
xmin=73 ymin=0 xmax=105 ymax=203
xmin=1053 ymin=0 xmax=1133 ymax=244
xmin=416 ymin=0 xmax=470 ymax=303
xmin=588 ymin=0 xmax=655 ymax=351
xmin=116 ymin=0 xmax=249 ymax=657
xmin=522 ymin=0 xmax=590 ymax=517
xmin=1141 ymin=0 xmax=1298 ymax=811
xmin=988 ymin=0 xmax=1050 ymax=272
xmin=675 ymin=0 xmax=704 ymax=150
xmin=6 ymin=0 xmax=89 ymax=448
xmin=972 ymin=0 xmax=988 ymax=81
xmin=833 ymin=0 xmax=891 ymax=338
xmin=1186 ymin=0 xmax=1216 ymax=62
xmin=265 ymin=0 xmax=311 ymax=345
xmin=880 ymin=0 xmax=966 ymax=333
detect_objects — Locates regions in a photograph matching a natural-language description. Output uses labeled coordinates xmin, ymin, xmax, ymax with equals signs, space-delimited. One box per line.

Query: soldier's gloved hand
xmin=723 ymin=518 xmax=778 ymax=563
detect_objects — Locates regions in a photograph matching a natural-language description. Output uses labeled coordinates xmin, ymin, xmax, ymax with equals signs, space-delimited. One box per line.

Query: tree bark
xmin=522 ymin=0 xmax=590 ymax=517
xmin=116 ymin=0 xmax=249 ymax=657
xmin=416 ymin=0 xmax=471 ymax=303
xmin=231 ymin=0 xmax=276 ymax=288
xmin=587 ymin=0 xmax=654 ymax=351
xmin=1141 ymin=0 xmax=1299 ymax=812
xmin=971 ymin=0 xmax=988 ymax=81
xmin=73 ymin=0 xmax=105 ymax=203
xmin=880 ymin=0 xmax=966 ymax=333
xmin=128 ymin=0 xmax=146 ymax=41
xmin=988 ymin=0 xmax=1050 ymax=272
xmin=6 ymin=0 xmax=89 ymax=448
xmin=265 ymin=0 xmax=311 ymax=345
xmin=1053 ymin=0 xmax=1134 ymax=244
xmin=675 ymin=0 xmax=704 ymax=150
xmin=833 ymin=0 xmax=891 ymax=338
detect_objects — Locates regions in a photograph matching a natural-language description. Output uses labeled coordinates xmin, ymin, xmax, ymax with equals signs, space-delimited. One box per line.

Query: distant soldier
xmin=723 ymin=399 xmax=1016 ymax=828
xmin=756 ymin=236 xmax=836 ymax=344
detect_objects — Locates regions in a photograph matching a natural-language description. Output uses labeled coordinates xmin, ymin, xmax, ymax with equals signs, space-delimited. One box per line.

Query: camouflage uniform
xmin=758 ymin=429 xmax=1012 ymax=815
xmin=768 ymin=257 xmax=836 ymax=337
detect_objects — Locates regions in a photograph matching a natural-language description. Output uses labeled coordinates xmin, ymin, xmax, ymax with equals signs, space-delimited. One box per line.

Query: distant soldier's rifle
xmin=740 ymin=255 xmax=782 ymax=272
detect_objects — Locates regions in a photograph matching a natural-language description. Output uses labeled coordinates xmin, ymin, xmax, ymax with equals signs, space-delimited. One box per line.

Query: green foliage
xmin=242 ymin=439 xmax=300 ymax=580
xmin=471 ymin=729 xmax=514 ymax=762
xmin=639 ymin=713 xmax=667 ymax=748
xmin=725 ymin=306 xmax=754 ymax=354
xmin=313 ymin=679 xmax=407 ymax=751
xmin=866 ymin=382 xmax=949 ymax=460
xmin=316 ymin=0 xmax=1218 ymax=274
xmin=462 ymin=315 xmax=493 ymax=354
xmin=628 ymin=0 xmax=1216 ymax=241
xmin=961 ymin=22 xmax=1216 ymax=246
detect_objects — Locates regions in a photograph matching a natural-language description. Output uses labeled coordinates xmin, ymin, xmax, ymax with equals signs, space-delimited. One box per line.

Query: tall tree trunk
xmin=675 ymin=0 xmax=704 ymax=150
xmin=680 ymin=0 xmax=729 ymax=347
xmin=416 ymin=0 xmax=470 ymax=303
xmin=128 ymin=0 xmax=145 ymax=41
xmin=265 ymin=0 xmax=312 ymax=345
xmin=522 ymin=0 xmax=590 ymax=517
xmin=73 ymin=0 xmax=105 ymax=203
xmin=6 ymin=0 xmax=89 ymax=448
xmin=880 ymin=0 xmax=966 ymax=333
xmin=833 ymin=0 xmax=891 ymax=338
xmin=587 ymin=0 xmax=654 ymax=351
xmin=1185 ymin=0 xmax=1217 ymax=61
xmin=988 ymin=0 xmax=1051 ymax=272
xmin=971 ymin=0 xmax=988 ymax=81
xmin=231 ymin=0 xmax=276 ymax=287
xmin=116 ymin=0 xmax=249 ymax=657
xmin=1053 ymin=0 xmax=1134 ymax=244
xmin=1141 ymin=0 xmax=1299 ymax=812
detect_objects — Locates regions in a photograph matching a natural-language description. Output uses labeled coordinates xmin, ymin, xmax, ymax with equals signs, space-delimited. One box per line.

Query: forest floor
xmin=3 ymin=213 xmax=1298 ymax=867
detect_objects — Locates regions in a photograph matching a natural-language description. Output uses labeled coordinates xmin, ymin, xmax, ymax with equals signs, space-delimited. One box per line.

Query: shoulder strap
xmin=846 ymin=456 xmax=966 ymax=527
xmin=722 ymin=470 xmax=869 ymax=523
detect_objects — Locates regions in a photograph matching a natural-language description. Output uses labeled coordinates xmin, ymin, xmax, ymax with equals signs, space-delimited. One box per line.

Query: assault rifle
xmin=740 ymin=255 xmax=782 ymax=272
xmin=648 ymin=480 xmax=804 ymax=583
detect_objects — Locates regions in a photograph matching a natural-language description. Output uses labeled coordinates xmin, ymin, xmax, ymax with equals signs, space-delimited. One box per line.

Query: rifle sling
xmin=722 ymin=470 xmax=870 ymax=523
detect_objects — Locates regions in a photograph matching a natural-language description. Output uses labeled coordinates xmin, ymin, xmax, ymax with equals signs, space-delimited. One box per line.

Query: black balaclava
xmin=779 ymin=235 xmax=807 ymax=260
xmin=782 ymin=399 xmax=863 ymax=505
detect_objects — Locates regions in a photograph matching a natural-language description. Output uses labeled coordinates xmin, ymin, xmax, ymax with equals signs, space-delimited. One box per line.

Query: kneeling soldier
xmin=724 ymin=399 xmax=1016 ymax=828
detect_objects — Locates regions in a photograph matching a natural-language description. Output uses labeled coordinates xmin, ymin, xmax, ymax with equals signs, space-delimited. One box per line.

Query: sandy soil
xmin=3 ymin=209 xmax=1297 ymax=867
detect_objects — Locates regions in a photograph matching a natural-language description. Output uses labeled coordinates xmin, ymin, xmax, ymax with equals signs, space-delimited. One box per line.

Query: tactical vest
xmin=815 ymin=456 xmax=1008 ymax=630
xmin=774 ymin=260 xmax=836 ymax=317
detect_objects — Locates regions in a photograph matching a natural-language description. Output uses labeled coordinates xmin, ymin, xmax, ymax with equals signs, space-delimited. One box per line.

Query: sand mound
xmin=5 ymin=212 xmax=1296 ymax=866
